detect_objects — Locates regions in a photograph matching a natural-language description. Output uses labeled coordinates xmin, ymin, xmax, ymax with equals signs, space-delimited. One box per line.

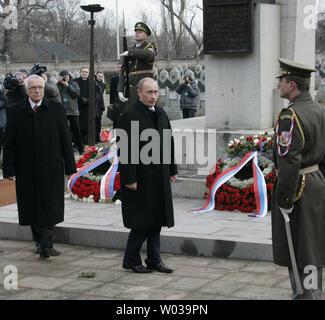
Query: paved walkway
xmin=0 ymin=239 xmax=296 ymax=300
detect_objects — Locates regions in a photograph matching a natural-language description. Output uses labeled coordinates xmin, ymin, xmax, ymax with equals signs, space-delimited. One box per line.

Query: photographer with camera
xmin=57 ymin=70 xmax=84 ymax=155
xmin=176 ymin=73 xmax=200 ymax=119
xmin=3 ymin=72 xmax=27 ymax=105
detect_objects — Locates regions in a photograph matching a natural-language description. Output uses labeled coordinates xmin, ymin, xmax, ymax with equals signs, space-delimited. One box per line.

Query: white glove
xmin=280 ymin=206 xmax=294 ymax=222
xmin=120 ymin=51 xmax=129 ymax=57
xmin=118 ymin=92 xmax=128 ymax=102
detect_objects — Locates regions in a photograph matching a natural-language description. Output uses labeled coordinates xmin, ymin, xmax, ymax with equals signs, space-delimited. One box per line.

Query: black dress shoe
xmin=39 ymin=248 xmax=61 ymax=259
xmin=34 ymin=244 xmax=40 ymax=254
xmin=122 ymin=264 xmax=153 ymax=273
xmin=47 ymin=248 xmax=61 ymax=256
xmin=39 ymin=251 xmax=50 ymax=260
xmin=146 ymin=262 xmax=173 ymax=273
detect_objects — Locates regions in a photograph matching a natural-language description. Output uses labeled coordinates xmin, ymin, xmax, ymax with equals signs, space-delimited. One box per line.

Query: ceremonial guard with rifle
xmin=118 ymin=21 xmax=158 ymax=108
xmin=272 ymin=58 xmax=325 ymax=300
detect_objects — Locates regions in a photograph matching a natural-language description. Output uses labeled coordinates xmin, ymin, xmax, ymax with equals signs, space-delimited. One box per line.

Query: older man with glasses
xmin=3 ymin=74 xmax=76 ymax=259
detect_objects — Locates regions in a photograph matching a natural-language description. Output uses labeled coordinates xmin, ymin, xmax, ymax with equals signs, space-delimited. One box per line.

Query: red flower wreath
xmin=71 ymin=149 xmax=121 ymax=202
xmin=204 ymin=160 xmax=276 ymax=213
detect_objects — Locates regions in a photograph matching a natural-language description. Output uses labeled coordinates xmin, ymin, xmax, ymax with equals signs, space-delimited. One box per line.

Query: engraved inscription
xmin=204 ymin=1 xmax=252 ymax=54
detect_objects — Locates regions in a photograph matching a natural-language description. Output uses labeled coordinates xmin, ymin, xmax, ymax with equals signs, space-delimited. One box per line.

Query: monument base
xmin=171 ymin=117 xmax=273 ymax=175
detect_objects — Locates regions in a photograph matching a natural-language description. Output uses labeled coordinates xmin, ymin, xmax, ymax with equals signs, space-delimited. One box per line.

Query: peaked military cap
xmin=134 ymin=22 xmax=151 ymax=36
xmin=277 ymin=57 xmax=317 ymax=79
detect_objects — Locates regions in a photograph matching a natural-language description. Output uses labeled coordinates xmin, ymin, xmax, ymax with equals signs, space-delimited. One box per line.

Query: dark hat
xmin=277 ymin=57 xmax=317 ymax=79
xmin=19 ymin=69 xmax=27 ymax=73
xmin=134 ymin=22 xmax=151 ymax=36
xmin=59 ymin=70 xmax=70 ymax=77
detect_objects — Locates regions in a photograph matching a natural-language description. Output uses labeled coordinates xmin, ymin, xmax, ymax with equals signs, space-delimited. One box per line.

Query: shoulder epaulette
xmin=144 ymin=42 xmax=158 ymax=50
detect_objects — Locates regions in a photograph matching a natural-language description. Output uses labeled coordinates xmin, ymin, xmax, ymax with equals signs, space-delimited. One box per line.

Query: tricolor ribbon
xmin=68 ymin=150 xmax=119 ymax=200
xmin=190 ymin=151 xmax=268 ymax=218
xmin=100 ymin=153 xmax=119 ymax=199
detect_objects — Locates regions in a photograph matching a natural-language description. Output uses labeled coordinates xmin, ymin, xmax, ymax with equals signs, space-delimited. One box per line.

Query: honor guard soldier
xmin=118 ymin=22 xmax=158 ymax=108
xmin=272 ymin=58 xmax=325 ymax=300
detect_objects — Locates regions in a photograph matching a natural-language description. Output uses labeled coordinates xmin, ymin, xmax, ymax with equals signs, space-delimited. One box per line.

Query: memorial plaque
xmin=203 ymin=0 xmax=252 ymax=54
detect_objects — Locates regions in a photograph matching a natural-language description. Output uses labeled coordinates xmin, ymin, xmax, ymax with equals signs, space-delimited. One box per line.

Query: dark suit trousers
xmin=95 ymin=116 xmax=102 ymax=143
xmin=31 ymin=225 xmax=55 ymax=250
xmin=67 ymin=115 xmax=84 ymax=153
xmin=123 ymin=227 xmax=162 ymax=267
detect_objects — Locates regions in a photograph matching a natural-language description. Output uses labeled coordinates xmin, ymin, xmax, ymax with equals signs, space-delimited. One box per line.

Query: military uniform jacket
xmin=116 ymin=100 xmax=177 ymax=230
xmin=3 ymin=98 xmax=77 ymax=226
xmin=118 ymin=41 xmax=156 ymax=107
xmin=271 ymin=92 xmax=325 ymax=268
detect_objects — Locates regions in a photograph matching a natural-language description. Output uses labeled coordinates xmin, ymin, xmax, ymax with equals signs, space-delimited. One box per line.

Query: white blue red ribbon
xmin=190 ymin=151 xmax=268 ymax=218
xmin=68 ymin=150 xmax=119 ymax=200
xmin=100 ymin=153 xmax=119 ymax=199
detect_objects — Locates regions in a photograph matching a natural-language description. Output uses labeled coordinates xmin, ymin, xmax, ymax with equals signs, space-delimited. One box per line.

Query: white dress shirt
xmin=29 ymin=98 xmax=43 ymax=111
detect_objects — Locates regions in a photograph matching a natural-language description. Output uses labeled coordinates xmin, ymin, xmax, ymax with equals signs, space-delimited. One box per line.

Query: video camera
xmin=28 ymin=62 xmax=47 ymax=76
xmin=3 ymin=73 xmax=19 ymax=91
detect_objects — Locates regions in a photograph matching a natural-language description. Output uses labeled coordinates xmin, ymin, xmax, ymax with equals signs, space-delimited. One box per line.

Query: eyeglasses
xmin=28 ymin=86 xmax=44 ymax=91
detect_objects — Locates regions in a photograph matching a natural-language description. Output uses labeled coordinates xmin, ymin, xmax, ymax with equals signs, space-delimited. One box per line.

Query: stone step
xmin=0 ymin=199 xmax=273 ymax=262
xmin=172 ymin=171 xmax=207 ymax=199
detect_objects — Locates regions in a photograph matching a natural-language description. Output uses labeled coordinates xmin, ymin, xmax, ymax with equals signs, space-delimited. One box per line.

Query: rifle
xmin=122 ymin=12 xmax=130 ymax=99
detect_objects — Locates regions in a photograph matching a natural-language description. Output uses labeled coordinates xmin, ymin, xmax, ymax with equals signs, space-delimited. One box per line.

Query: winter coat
xmin=74 ymin=77 xmax=89 ymax=131
xmin=3 ymin=97 xmax=76 ymax=226
xmin=95 ymin=80 xmax=106 ymax=118
xmin=116 ymin=100 xmax=178 ymax=230
xmin=176 ymin=81 xmax=199 ymax=111
xmin=45 ymin=82 xmax=62 ymax=103
xmin=57 ymin=80 xmax=80 ymax=116
xmin=0 ymin=89 xmax=7 ymax=128
xmin=74 ymin=77 xmax=100 ymax=131
xmin=272 ymin=92 xmax=325 ymax=268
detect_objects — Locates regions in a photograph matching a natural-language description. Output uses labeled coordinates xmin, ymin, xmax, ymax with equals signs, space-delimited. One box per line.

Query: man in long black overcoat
xmin=74 ymin=67 xmax=90 ymax=145
xmin=3 ymin=74 xmax=76 ymax=259
xmin=116 ymin=78 xmax=177 ymax=273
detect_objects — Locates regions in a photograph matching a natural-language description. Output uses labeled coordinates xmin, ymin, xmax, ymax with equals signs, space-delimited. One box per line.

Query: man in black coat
xmin=109 ymin=63 xmax=127 ymax=128
xmin=74 ymin=67 xmax=90 ymax=145
xmin=95 ymin=71 xmax=106 ymax=143
xmin=116 ymin=78 xmax=177 ymax=273
xmin=3 ymin=75 xmax=77 ymax=259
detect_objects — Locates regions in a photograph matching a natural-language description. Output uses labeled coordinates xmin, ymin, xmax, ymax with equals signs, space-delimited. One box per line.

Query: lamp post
xmin=80 ymin=3 xmax=104 ymax=146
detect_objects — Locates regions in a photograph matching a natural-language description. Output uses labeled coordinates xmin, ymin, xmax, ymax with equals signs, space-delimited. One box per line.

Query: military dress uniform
xmin=118 ymin=22 xmax=157 ymax=108
xmin=272 ymin=58 xmax=325 ymax=299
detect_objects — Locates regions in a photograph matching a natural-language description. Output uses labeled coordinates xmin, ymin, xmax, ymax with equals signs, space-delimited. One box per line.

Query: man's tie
xmin=33 ymin=105 xmax=39 ymax=113
xmin=149 ymin=107 xmax=155 ymax=112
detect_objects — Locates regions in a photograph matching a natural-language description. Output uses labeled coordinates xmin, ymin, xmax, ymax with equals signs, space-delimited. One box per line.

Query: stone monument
xmin=204 ymin=0 xmax=316 ymax=130
xmin=171 ymin=0 xmax=317 ymax=180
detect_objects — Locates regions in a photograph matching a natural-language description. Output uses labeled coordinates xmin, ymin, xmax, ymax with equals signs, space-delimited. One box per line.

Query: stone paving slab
xmin=0 ymin=240 xmax=324 ymax=300
xmin=0 ymin=198 xmax=273 ymax=262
